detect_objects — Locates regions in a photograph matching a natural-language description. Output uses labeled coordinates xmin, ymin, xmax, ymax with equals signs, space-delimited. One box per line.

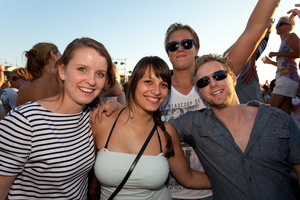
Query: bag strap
xmin=108 ymin=123 xmax=157 ymax=200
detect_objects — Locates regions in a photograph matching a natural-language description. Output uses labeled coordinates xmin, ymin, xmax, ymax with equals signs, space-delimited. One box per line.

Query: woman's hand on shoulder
xmin=89 ymin=101 xmax=123 ymax=124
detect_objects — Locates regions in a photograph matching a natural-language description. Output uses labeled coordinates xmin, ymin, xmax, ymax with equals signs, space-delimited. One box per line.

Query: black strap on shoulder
xmin=108 ymin=123 xmax=157 ymax=200
xmin=104 ymin=107 xmax=126 ymax=148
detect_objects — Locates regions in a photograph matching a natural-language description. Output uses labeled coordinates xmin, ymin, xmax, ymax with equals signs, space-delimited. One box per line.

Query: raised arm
xmin=228 ymin=0 xmax=280 ymax=75
xmin=166 ymin=123 xmax=211 ymax=189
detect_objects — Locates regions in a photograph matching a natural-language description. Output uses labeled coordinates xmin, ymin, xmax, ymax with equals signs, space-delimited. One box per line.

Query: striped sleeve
xmin=0 ymin=109 xmax=32 ymax=176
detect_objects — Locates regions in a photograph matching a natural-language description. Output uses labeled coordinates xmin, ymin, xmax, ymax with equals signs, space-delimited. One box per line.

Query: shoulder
xmin=92 ymin=108 xmax=123 ymax=131
xmin=287 ymin=33 xmax=300 ymax=42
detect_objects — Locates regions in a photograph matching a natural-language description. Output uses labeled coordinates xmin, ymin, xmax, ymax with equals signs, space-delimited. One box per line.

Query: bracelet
xmin=0 ymin=69 xmax=3 ymax=73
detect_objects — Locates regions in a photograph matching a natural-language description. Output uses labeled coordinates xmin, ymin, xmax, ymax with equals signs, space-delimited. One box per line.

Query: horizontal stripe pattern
xmin=0 ymin=102 xmax=94 ymax=199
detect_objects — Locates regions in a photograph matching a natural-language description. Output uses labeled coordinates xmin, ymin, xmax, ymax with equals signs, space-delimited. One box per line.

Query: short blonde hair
xmin=193 ymin=54 xmax=234 ymax=85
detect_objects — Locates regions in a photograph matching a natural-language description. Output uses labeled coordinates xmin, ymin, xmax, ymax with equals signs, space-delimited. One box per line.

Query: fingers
xmin=89 ymin=104 xmax=100 ymax=124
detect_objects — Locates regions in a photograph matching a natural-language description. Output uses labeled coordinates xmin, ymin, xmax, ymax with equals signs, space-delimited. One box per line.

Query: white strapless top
xmin=94 ymin=148 xmax=171 ymax=200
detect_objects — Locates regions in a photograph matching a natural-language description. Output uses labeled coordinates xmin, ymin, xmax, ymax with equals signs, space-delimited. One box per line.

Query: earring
xmin=161 ymin=115 xmax=166 ymax=122
xmin=130 ymin=111 xmax=133 ymax=119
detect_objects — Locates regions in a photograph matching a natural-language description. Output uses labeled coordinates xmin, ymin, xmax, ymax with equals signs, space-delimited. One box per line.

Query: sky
xmin=0 ymin=0 xmax=299 ymax=84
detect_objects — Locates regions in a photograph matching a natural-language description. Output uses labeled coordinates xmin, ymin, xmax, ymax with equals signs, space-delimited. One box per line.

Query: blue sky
xmin=0 ymin=0 xmax=299 ymax=84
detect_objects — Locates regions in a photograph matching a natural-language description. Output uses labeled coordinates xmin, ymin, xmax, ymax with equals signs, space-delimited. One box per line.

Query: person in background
xmin=262 ymin=16 xmax=300 ymax=114
xmin=16 ymin=42 xmax=61 ymax=106
xmin=91 ymin=56 xmax=210 ymax=200
xmin=0 ymin=37 xmax=116 ymax=199
xmin=0 ymin=67 xmax=31 ymax=119
xmin=162 ymin=0 xmax=279 ymax=199
xmin=0 ymin=64 xmax=5 ymax=115
xmin=0 ymin=64 xmax=4 ymax=89
xmin=170 ymin=54 xmax=300 ymax=200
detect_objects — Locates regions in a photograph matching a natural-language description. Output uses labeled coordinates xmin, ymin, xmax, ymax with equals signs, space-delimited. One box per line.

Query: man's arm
xmin=293 ymin=164 xmax=300 ymax=187
xmin=228 ymin=0 xmax=280 ymax=75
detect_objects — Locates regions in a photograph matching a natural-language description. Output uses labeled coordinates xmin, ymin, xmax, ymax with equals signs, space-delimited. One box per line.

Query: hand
xmin=89 ymin=175 xmax=101 ymax=200
xmin=89 ymin=101 xmax=119 ymax=124
xmin=261 ymin=56 xmax=272 ymax=64
xmin=241 ymin=66 xmax=258 ymax=84
xmin=287 ymin=4 xmax=300 ymax=22
xmin=269 ymin=52 xmax=276 ymax=58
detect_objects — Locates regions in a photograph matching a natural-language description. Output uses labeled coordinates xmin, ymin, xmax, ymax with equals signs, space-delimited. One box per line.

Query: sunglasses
xmin=276 ymin=21 xmax=290 ymax=28
xmin=196 ymin=70 xmax=228 ymax=88
xmin=11 ymin=76 xmax=23 ymax=81
xmin=166 ymin=39 xmax=195 ymax=52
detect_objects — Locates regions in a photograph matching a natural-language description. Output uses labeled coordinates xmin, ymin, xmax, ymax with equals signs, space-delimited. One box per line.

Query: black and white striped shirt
xmin=0 ymin=102 xmax=95 ymax=199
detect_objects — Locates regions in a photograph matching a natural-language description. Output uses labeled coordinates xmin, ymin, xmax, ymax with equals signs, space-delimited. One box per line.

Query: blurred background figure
xmin=0 ymin=67 xmax=31 ymax=119
xmin=16 ymin=42 xmax=61 ymax=106
xmin=262 ymin=16 xmax=300 ymax=114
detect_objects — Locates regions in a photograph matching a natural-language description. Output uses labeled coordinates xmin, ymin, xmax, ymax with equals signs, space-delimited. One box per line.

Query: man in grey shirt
xmin=169 ymin=54 xmax=300 ymax=200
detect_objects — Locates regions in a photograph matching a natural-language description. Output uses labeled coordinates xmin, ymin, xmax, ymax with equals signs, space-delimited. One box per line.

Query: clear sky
xmin=0 ymin=0 xmax=299 ymax=84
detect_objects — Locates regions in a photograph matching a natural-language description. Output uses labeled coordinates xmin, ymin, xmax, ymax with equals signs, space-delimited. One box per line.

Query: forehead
xmin=196 ymin=61 xmax=227 ymax=78
xmin=169 ymin=29 xmax=193 ymax=42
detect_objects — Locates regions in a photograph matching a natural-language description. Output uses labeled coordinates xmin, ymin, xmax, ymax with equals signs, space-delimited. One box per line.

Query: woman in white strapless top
xmin=91 ymin=56 xmax=211 ymax=200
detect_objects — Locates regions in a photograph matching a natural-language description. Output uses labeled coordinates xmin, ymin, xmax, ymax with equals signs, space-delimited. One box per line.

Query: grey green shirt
xmin=169 ymin=102 xmax=300 ymax=200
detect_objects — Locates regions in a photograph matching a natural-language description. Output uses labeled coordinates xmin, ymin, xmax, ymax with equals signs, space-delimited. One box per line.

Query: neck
xmin=171 ymin=68 xmax=194 ymax=94
xmin=127 ymin=106 xmax=154 ymax=124
xmin=279 ymin=32 xmax=290 ymax=41
xmin=210 ymin=95 xmax=241 ymax=119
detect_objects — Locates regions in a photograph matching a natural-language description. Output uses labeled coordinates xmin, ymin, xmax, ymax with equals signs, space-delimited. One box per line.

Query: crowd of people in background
xmin=0 ymin=2 xmax=300 ymax=200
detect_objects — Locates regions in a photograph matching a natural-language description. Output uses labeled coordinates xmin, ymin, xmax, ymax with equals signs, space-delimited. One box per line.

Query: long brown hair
xmin=127 ymin=56 xmax=174 ymax=158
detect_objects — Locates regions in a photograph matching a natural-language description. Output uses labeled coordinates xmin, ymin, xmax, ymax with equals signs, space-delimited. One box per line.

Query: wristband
xmin=0 ymin=69 xmax=3 ymax=73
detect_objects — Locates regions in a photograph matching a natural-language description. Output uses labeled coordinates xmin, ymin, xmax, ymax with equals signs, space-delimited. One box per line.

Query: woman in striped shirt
xmin=0 ymin=37 xmax=115 ymax=199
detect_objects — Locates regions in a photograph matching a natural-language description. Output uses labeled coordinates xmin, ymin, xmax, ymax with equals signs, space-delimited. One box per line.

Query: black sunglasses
xmin=276 ymin=21 xmax=290 ymax=28
xmin=166 ymin=39 xmax=195 ymax=52
xmin=196 ymin=70 xmax=228 ymax=88
xmin=11 ymin=76 xmax=23 ymax=81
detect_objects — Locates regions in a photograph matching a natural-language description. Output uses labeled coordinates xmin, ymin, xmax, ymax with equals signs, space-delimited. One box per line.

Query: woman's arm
xmin=0 ymin=175 xmax=16 ymax=200
xmin=166 ymin=123 xmax=211 ymax=189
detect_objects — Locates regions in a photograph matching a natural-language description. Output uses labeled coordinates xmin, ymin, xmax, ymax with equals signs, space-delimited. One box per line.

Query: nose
xmin=177 ymin=43 xmax=184 ymax=51
xmin=152 ymin=84 xmax=161 ymax=95
xmin=86 ymin=73 xmax=96 ymax=87
xmin=209 ymin=77 xmax=218 ymax=87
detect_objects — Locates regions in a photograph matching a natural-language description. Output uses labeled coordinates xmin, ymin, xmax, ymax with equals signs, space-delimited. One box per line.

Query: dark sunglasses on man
xmin=166 ymin=39 xmax=195 ymax=52
xmin=196 ymin=70 xmax=228 ymax=88
xmin=276 ymin=21 xmax=290 ymax=28
xmin=11 ymin=76 xmax=23 ymax=81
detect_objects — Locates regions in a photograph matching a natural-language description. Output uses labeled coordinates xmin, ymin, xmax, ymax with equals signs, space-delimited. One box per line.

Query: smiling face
xmin=133 ymin=66 xmax=169 ymax=114
xmin=196 ymin=61 xmax=238 ymax=109
xmin=58 ymin=47 xmax=107 ymax=110
xmin=168 ymin=29 xmax=199 ymax=71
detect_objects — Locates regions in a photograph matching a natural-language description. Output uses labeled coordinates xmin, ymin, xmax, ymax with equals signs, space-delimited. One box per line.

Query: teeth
xmin=212 ymin=90 xmax=222 ymax=95
xmin=79 ymin=87 xmax=93 ymax=93
xmin=148 ymin=97 xmax=159 ymax=102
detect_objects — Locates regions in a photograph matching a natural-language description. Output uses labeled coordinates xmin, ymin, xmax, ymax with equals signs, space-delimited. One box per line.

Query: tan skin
xmin=196 ymin=61 xmax=257 ymax=153
xmin=167 ymin=29 xmax=199 ymax=96
xmin=196 ymin=61 xmax=300 ymax=185
xmin=91 ymin=68 xmax=211 ymax=198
